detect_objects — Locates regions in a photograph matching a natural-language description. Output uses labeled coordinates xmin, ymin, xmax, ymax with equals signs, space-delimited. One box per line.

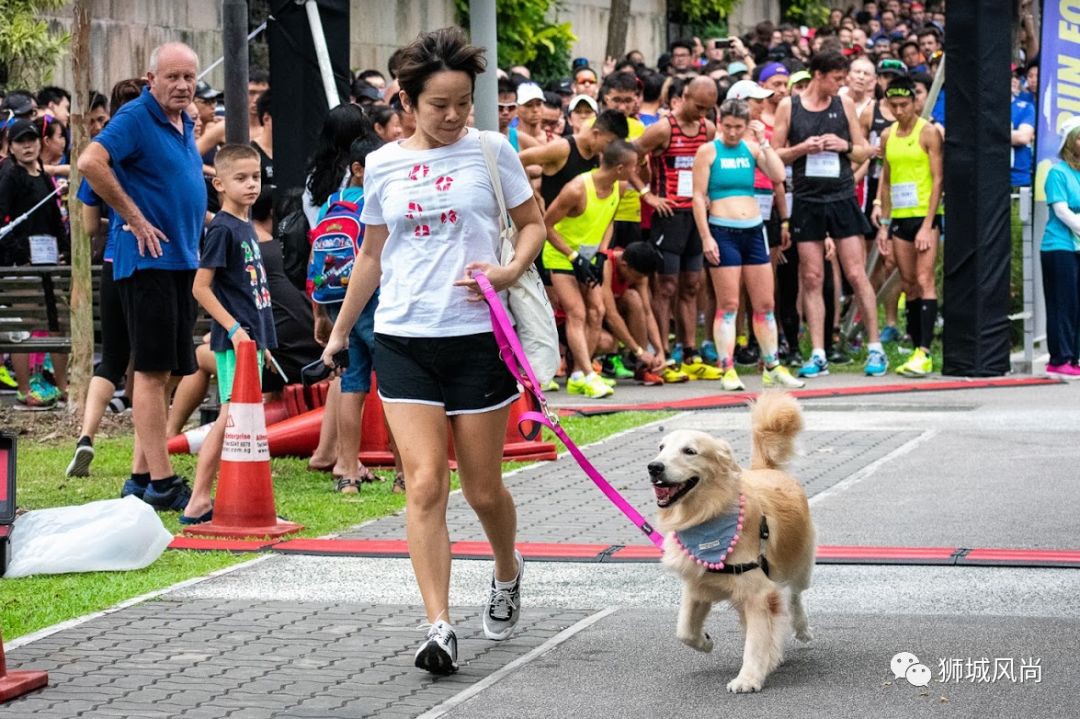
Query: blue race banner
xmin=1035 ymin=1 xmax=1080 ymax=200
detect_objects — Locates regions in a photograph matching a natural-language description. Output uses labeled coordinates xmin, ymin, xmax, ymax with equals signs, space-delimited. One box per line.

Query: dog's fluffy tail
xmin=750 ymin=391 xmax=803 ymax=470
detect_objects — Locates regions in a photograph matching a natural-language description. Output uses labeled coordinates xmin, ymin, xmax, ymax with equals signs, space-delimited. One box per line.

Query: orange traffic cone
xmin=185 ymin=340 xmax=303 ymax=539
xmin=168 ymin=398 xmax=291 ymax=455
xmin=358 ymin=374 xmax=396 ymax=466
xmin=0 ymin=629 xmax=47 ymax=703
xmin=262 ymin=406 xmax=324 ymax=457
xmin=501 ymin=391 xmax=558 ymax=461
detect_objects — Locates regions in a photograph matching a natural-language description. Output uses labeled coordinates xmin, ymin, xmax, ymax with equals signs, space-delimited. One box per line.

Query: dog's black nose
xmin=647 ymin=461 xmax=665 ymax=477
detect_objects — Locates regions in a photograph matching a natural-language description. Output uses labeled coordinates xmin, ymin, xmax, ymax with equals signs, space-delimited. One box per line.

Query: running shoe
xmin=659 ymin=363 xmax=690 ymax=384
xmin=897 ymin=348 xmax=933 ymax=378
xmin=14 ymin=387 xmax=57 ymax=411
xmin=879 ymin=325 xmax=901 ymax=343
xmin=720 ymin=368 xmax=745 ymax=391
xmin=601 ymin=355 xmax=635 ymax=380
xmin=798 ymin=355 xmax=829 ymax=378
xmin=30 ymin=373 xmax=61 ymax=401
xmin=483 ymin=550 xmax=523 ymax=640
xmin=567 ymin=373 xmax=614 ymax=398
xmin=700 ymin=340 xmax=719 ymax=365
xmin=864 ymin=349 xmax=889 ymax=377
xmin=763 ymin=364 xmax=806 ymax=388
xmin=734 ymin=342 xmax=760 ymax=366
xmin=635 ymin=366 xmax=664 ymax=386
xmin=414 ymin=620 xmax=458 ymax=675
xmin=0 ymin=365 xmax=16 ymax=393
xmin=141 ymin=476 xmax=192 ymax=511
xmin=541 ymin=379 xmax=560 ymax=392
xmin=121 ymin=476 xmax=149 ymax=499
xmin=66 ymin=437 xmax=95 ymax=477
xmin=681 ymin=357 xmax=724 ymax=381
xmin=1046 ymin=363 xmax=1080 ymax=380
xmin=827 ymin=346 xmax=853 ymax=365
xmin=671 ymin=343 xmax=684 ymax=364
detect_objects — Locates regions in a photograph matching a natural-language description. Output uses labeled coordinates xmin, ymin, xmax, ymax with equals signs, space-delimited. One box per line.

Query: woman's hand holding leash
xmin=455 ymin=262 xmax=517 ymax=300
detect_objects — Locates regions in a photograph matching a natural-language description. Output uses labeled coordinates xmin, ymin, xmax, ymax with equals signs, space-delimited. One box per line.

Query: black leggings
xmin=775 ymin=247 xmax=836 ymax=353
xmin=93 ymin=261 xmax=131 ymax=386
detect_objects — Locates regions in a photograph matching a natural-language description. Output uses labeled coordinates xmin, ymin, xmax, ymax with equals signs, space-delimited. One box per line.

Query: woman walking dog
xmin=322 ymin=27 xmax=545 ymax=674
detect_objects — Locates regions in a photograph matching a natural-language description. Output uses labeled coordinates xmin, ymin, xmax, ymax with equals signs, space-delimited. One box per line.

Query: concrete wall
xmin=556 ymin=0 xmax=666 ymax=69
xmin=727 ymin=0 xmax=782 ymax=37
xmin=348 ymin=0 xmax=457 ymax=75
xmin=41 ymin=0 xmax=223 ymax=98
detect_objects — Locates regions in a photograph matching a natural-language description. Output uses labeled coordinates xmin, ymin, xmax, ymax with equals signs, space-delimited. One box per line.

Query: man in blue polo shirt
xmin=1010 ymin=90 xmax=1036 ymax=188
xmin=78 ymin=42 xmax=206 ymax=510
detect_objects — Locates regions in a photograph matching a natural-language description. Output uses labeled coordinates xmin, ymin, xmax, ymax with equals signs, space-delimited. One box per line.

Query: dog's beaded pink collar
xmin=673 ymin=493 xmax=746 ymax=571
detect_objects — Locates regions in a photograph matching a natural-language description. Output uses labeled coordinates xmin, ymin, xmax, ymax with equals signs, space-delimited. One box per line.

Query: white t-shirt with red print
xmin=361 ymin=127 xmax=533 ymax=337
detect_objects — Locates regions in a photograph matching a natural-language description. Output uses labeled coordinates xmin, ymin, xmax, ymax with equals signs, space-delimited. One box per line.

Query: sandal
xmin=358 ymin=465 xmax=380 ymax=483
xmin=335 ymin=477 xmax=361 ymax=494
xmin=392 ymin=471 xmax=406 ymax=494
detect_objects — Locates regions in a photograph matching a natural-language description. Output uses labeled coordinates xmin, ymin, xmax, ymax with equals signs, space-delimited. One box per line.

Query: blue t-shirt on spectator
xmin=199 ymin=211 xmax=277 ymax=352
xmin=76 ymin=177 xmax=119 ymax=262
xmin=1042 ymin=162 xmax=1080 ymax=253
xmin=91 ymin=86 xmax=206 ymax=280
xmin=931 ymin=89 xmax=945 ymax=128
xmin=1010 ymin=97 xmax=1036 ymax=187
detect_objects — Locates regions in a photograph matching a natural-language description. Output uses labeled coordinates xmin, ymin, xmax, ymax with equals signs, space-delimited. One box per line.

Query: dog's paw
xmin=726 ymin=674 xmax=763 ymax=693
xmin=794 ymin=625 xmax=815 ymax=643
xmin=678 ymin=632 xmax=714 ymax=653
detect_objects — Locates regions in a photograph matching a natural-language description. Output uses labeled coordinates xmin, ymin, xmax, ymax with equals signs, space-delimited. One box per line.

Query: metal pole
xmin=223 ymin=0 xmax=250 ymax=144
xmin=1020 ymin=187 xmax=1035 ymax=372
xmin=198 ymin=22 xmax=267 ymax=81
xmin=304 ymin=0 xmax=341 ymax=109
xmin=470 ymin=0 xmax=498 ymax=132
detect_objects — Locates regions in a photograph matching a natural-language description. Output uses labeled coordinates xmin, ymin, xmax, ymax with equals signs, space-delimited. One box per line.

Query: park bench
xmin=0 ymin=265 xmax=210 ymax=356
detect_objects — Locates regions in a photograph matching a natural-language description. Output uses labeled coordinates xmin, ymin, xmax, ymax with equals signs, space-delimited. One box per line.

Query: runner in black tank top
xmin=540 ymin=135 xmax=597 ymax=207
xmin=773 ymin=51 xmax=885 ymax=379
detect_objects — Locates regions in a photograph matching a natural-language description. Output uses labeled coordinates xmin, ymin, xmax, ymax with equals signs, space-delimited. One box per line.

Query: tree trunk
xmin=606 ymin=0 xmax=632 ymax=64
xmin=67 ymin=0 xmax=93 ymax=417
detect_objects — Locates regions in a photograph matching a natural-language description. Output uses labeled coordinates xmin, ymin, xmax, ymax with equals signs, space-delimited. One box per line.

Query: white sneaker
xmin=414 ymin=620 xmax=458 ymax=675
xmin=483 ymin=550 xmax=523 ymax=640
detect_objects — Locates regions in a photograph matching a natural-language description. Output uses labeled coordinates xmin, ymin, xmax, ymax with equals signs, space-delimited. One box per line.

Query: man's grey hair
xmin=149 ymin=42 xmax=200 ymax=73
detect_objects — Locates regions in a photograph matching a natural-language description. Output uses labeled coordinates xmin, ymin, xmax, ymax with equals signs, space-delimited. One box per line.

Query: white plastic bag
xmin=5 ymin=496 xmax=173 ymax=578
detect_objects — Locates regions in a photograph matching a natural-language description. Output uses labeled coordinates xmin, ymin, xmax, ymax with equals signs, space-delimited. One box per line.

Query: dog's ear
xmin=704 ymin=436 xmax=742 ymax=479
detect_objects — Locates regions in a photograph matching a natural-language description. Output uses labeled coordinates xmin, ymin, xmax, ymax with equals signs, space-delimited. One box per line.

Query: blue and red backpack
xmin=306 ymin=192 xmax=364 ymax=304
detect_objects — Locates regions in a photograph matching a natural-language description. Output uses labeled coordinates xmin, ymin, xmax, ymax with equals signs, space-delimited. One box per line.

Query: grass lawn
xmin=0 ymin=410 xmax=671 ymax=641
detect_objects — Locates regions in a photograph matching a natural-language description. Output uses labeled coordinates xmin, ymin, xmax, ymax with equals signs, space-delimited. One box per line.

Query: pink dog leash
xmin=474 ymin=272 xmax=665 ymax=549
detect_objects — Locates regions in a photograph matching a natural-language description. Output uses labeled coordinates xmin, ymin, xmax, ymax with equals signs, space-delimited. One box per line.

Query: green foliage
xmin=454 ymin=0 xmax=577 ymax=85
xmin=672 ymin=0 xmax=739 ymax=27
xmin=0 ymin=0 xmax=70 ymax=90
xmin=783 ymin=0 xmax=831 ymax=28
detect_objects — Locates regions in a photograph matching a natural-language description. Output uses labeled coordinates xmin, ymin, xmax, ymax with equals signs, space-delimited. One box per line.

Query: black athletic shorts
xmin=890 ymin=215 xmax=942 ymax=242
xmin=791 ymin=196 xmax=871 ymax=243
xmin=116 ymin=269 xmax=197 ymax=375
xmin=652 ymin=209 xmax=703 ymax=274
xmin=612 ymin=220 xmax=642 ymax=249
xmin=374 ymin=332 xmax=519 ymax=415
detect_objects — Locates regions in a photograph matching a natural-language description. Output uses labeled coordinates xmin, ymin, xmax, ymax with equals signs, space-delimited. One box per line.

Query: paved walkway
xmin=5 ymin=379 xmax=1080 ymax=718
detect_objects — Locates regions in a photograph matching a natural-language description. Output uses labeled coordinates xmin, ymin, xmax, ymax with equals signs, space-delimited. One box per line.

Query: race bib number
xmin=891 ymin=182 xmax=919 ymax=210
xmin=28 ymin=234 xmax=59 ymax=265
xmin=676 ymin=170 xmax=694 ymax=197
xmin=805 ymin=151 xmax=841 ymax=178
xmin=755 ymin=193 xmax=774 ymax=221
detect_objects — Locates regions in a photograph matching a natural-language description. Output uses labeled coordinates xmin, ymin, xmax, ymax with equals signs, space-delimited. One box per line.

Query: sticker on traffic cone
xmin=185 ymin=340 xmax=303 ymax=539
xmin=0 ymin=629 xmax=47 ymax=703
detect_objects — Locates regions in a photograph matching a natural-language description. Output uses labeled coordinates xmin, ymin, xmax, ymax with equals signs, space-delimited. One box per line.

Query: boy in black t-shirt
xmin=182 ymin=144 xmax=277 ymax=525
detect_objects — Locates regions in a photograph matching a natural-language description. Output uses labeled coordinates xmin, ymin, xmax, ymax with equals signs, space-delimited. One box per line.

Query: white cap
xmin=1058 ymin=115 xmax=1080 ymax=154
xmin=726 ymin=80 xmax=774 ymax=101
xmin=568 ymin=94 xmax=598 ymax=113
xmin=516 ymin=83 xmax=544 ymax=105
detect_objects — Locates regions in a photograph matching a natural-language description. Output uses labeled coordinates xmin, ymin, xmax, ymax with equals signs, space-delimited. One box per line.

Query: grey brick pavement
xmin=3 ymin=598 xmax=592 ymax=718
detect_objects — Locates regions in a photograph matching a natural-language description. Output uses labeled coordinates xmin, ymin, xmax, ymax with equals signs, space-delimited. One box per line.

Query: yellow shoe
xmin=567 ymin=372 xmax=614 ymax=398
xmin=542 ymin=379 xmax=559 ymax=392
xmin=762 ymin=363 xmax=806 ymax=388
xmin=681 ymin=357 xmax=724 ymax=381
xmin=660 ymin=363 xmax=690 ymax=383
xmin=897 ymin=348 xmax=932 ymax=377
xmin=720 ymin=368 xmax=745 ymax=391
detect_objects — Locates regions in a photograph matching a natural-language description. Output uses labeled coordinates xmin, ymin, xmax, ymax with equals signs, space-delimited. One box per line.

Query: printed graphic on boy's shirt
xmin=242 ymin=235 xmax=272 ymax=310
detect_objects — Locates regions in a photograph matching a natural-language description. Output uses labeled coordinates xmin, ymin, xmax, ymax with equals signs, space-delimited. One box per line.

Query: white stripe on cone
xmin=221 ymin=403 xmax=270 ymax=462
xmin=180 ymin=423 xmax=213 ymax=454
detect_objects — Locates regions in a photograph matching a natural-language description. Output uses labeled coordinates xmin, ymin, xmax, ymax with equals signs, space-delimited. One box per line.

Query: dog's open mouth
xmin=653 ymin=477 xmax=699 ymax=507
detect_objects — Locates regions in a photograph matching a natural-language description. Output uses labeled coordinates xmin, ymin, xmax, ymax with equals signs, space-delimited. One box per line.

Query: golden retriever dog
xmin=648 ymin=392 xmax=815 ymax=693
